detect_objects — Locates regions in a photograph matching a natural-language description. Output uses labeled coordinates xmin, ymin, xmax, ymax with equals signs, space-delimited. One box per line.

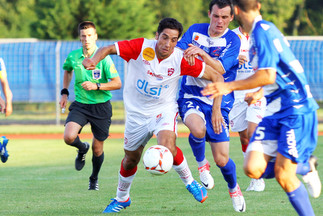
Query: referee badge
xmin=92 ymin=69 xmax=101 ymax=80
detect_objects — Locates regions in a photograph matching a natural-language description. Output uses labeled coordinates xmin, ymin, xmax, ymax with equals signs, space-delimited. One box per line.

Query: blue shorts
xmin=249 ymin=111 xmax=318 ymax=163
xmin=178 ymin=98 xmax=230 ymax=143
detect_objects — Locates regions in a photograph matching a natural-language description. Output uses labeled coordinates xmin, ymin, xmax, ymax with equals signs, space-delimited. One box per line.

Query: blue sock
xmin=296 ymin=161 xmax=311 ymax=175
xmin=287 ymin=183 xmax=315 ymax=216
xmin=188 ymin=133 xmax=206 ymax=162
xmin=260 ymin=161 xmax=275 ymax=179
xmin=218 ymin=158 xmax=237 ymax=189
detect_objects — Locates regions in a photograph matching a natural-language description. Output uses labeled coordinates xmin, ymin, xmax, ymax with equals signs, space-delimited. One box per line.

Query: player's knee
xmin=191 ymin=127 xmax=206 ymax=139
xmin=214 ymin=156 xmax=228 ymax=167
xmin=243 ymin=163 xmax=262 ymax=179
xmin=63 ymin=135 xmax=77 ymax=145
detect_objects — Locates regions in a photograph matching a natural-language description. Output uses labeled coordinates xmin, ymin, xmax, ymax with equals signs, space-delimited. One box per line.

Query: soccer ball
xmin=143 ymin=145 xmax=173 ymax=175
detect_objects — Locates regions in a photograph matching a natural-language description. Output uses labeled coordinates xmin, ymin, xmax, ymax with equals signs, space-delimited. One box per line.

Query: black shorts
xmin=66 ymin=101 xmax=112 ymax=141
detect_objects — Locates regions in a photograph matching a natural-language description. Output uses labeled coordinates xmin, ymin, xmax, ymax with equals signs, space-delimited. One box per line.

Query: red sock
xmin=173 ymin=146 xmax=184 ymax=165
xmin=119 ymin=159 xmax=137 ymax=177
xmin=241 ymin=144 xmax=248 ymax=153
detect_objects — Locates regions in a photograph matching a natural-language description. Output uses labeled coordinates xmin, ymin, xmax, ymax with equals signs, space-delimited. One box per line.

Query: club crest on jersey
xmin=168 ymin=68 xmax=175 ymax=76
xmin=143 ymin=47 xmax=155 ymax=61
xmin=92 ymin=69 xmax=101 ymax=80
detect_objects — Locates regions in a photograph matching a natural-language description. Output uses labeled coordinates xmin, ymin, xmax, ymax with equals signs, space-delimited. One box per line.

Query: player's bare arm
xmin=81 ymin=76 xmax=122 ymax=91
xmin=59 ymin=70 xmax=73 ymax=109
xmin=184 ymin=44 xmax=225 ymax=75
xmin=82 ymin=45 xmax=117 ymax=70
xmin=244 ymin=87 xmax=264 ymax=105
xmin=202 ymin=68 xmax=276 ymax=99
xmin=0 ymin=77 xmax=13 ymax=117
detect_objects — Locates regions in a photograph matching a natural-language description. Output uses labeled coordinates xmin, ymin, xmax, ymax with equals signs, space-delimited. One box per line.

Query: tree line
xmin=1 ymin=0 xmax=322 ymax=40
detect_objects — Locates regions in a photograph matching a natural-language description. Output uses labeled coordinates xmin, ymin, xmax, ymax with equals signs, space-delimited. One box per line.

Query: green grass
xmin=1 ymin=136 xmax=323 ymax=215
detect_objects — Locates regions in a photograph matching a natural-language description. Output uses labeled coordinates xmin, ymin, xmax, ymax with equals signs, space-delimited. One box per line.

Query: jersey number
xmin=254 ymin=126 xmax=265 ymax=140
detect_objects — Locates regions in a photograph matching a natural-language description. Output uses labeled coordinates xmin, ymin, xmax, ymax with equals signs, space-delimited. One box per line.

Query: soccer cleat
xmin=246 ymin=178 xmax=265 ymax=192
xmin=75 ymin=142 xmax=90 ymax=171
xmin=88 ymin=177 xmax=99 ymax=190
xmin=0 ymin=136 xmax=9 ymax=163
xmin=198 ymin=162 xmax=214 ymax=190
xmin=229 ymin=184 xmax=246 ymax=212
xmin=186 ymin=180 xmax=208 ymax=203
xmin=102 ymin=198 xmax=131 ymax=213
xmin=302 ymin=155 xmax=321 ymax=198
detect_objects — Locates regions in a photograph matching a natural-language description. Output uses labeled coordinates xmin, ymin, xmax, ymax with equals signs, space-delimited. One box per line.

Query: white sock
xmin=197 ymin=158 xmax=208 ymax=168
xmin=173 ymin=157 xmax=194 ymax=186
xmin=116 ymin=172 xmax=136 ymax=202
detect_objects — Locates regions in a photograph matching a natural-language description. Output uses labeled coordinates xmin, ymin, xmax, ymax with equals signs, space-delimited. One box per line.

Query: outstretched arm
xmin=82 ymin=44 xmax=117 ymax=70
xmin=202 ymin=68 xmax=276 ymax=99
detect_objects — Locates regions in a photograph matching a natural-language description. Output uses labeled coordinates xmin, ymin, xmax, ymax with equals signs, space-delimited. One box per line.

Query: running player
xmin=60 ymin=21 xmax=122 ymax=190
xmin=229 ymin=26 xmax=266 ymax=192
xmin=202 ymin=0 xmax=321 ymax=215
xmin=82 ymin=17 xmax=223 ymax=213
xmin=176 ymin=0 xmax=246 ymax=212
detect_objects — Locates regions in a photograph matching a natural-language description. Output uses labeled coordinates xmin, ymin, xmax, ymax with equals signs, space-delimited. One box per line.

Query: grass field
xmin=1 ymin=135 xmax=323 ymax=216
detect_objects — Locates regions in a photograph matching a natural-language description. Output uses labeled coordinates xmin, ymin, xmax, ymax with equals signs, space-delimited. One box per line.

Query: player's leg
xmin=103 ymin=114 xmax=152 ymax=213
xmin=155 ymin=110 xmax=208 ymax=203
xmin=275 ymin=153 xmax=315 ymax=216
xmin=210 ymin=140 xmax=245 ymax=212
xmin=63 ymin=102 xmax=90 ymax=170
xmin=103 ymin=147 xmax=143 ymax=213
xmin=88 ymin=101 xmax=112 ymax=190
xmin=179 ymin=99 xmax=214 ymax=190
xmin=0 ymin=136 xmax=9 ymax=163
xmin=88 ymin=138 xmax=104 ymax=190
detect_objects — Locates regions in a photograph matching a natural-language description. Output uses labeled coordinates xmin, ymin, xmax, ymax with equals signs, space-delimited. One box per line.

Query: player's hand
xmin=0 ymin=97 xmax=5 ymax=114
xmin=81 ymin=81 xmax=96 ymax=91
xmin=244 ymin=88 xmax=264 ymax=105
xmin=238 ymin=55 xmax=248 ymax=65
xmin=5 ymin=102 xmax=12 ymax=117
xmin=212 ymin=110 xmax=224 ymax=134
xmin=201 ymin=82 xmax=233 ymax=99
xmin=82 ymin=58 xmax=97 ymax=70
xmin=59 ymin=95 xmax=68 ymax=109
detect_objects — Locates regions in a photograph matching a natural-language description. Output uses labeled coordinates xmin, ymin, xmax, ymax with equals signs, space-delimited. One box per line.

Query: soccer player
xmin=82 ymin=17 xmax=223 ymax=213
xmin=0 ymin=57 xmax=13 ymax=163
xmin=176 ymin=0 xmax=246 ymax=212
xmin=59 ymin=21 xmax=122 ymax=190
xmin=202 ymin=0 xmax=321 ymax=215
xmin=229 ymin=26 xmax=266 ymax=192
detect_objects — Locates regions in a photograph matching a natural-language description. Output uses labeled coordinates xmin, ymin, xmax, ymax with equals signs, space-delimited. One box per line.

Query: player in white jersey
xmin=203 ymin=0 xmax=321 ymax=215
xmin=229 ymin=27 xmax=266 ymax=191
xmin=83 ymin=18 xmax=223 ymax=214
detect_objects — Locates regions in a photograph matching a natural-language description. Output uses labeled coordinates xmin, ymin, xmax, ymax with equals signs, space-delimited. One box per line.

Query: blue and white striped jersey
xmin=177 ymin=23 xmax=240 ymax=111
xmin=249 ymin=16 xmax=319 ymax=118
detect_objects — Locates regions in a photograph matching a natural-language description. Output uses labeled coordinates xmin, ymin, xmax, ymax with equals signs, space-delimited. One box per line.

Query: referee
xmin=59 ymin=21 xmax=121 ymax=190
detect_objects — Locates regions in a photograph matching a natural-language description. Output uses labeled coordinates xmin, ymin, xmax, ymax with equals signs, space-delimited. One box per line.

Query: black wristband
xmin=61 ymin=88 xmax=69 ymax=96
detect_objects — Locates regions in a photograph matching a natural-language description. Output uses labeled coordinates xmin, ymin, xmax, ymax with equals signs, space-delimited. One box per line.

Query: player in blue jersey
xmin=177 ymin=0 xmax=245 ymax=212
xmin=202 ymin=0 xmax=321 ymax=215
xmin=0 ymin=58 xmax=12 ymax=163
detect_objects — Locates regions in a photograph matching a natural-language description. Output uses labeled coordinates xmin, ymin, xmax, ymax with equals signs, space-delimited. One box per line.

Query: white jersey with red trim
xmin=115 ymin=38 xmax=205 ymax=116
xmin=233 ymin=27 xmax=260 ymax=101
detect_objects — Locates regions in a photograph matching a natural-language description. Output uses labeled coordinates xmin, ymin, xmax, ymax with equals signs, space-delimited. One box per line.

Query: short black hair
xmin=157 ymin=18 xmax=183 ymax=38
xmin=78 ymin=21 xmax=96 ymax=35
xmin=232 ymin=0 xmax=259 ymax=12
xmin=209 ymin=0 xmax=234 ymax=15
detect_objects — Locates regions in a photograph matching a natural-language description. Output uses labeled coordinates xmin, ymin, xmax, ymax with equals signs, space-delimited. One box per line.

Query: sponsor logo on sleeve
xmin=143 ymin=47 xmax=155 ymax=61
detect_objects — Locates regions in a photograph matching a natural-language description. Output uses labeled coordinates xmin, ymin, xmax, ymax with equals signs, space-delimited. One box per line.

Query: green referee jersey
xmin=63 ymin=47 xmax=119 ymax=104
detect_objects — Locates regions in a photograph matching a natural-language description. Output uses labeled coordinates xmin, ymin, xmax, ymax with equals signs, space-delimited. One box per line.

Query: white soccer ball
xmin=143 ymin=145 xmax=174 ymax=175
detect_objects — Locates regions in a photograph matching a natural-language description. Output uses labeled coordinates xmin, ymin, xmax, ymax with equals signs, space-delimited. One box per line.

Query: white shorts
xmin=246 ymin=140 xmax=278 ymax=158
xmin=229 ymin=97 xmax=266 ymax=132
xmin=124 ymin=109 xmax=178 ymax=151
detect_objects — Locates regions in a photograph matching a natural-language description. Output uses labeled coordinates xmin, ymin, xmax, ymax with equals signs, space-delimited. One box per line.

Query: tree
xmin=0 ymin=0 xmax=37 ymax=38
